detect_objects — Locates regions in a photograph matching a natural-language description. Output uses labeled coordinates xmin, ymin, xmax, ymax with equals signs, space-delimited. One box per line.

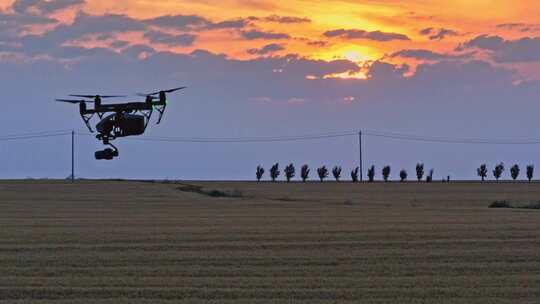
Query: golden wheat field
xmin=0 ymin=180 xmax=539 ymax=303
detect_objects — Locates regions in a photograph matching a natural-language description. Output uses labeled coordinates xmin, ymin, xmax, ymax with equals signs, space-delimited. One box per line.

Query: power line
xmin=75 ymin=131 xmax=358 ymax=143
xmin=1 ymin=129 xmax=539 ymax=146
xmin=76 ymin=130 xmax=540 ymax=145
xmin=0 ymin=130 xmax=72 ymax=142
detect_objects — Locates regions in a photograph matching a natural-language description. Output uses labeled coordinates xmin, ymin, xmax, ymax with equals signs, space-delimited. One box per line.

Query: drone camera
xmin=95 ymin=148 xmax=119 ymax=160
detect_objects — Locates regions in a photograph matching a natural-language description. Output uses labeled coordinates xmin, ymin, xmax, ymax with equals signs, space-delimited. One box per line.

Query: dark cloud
xmin=110 ymin=40 xmax=130 ymax=48
xmin=240 ymin=30 xmax=291 ymax=40
xmin=307 ymin=40 xmax=328 ymax=47
xmin=121 ymin=44 xmax=156 ymax=59
xmin=390 ymin=49 xmax=471 ymax=61
xmin=0 ymin=11 xmax=56 ymax=26
xmin=247 ymin=43 xmax=285 ymax=55
xmin=207 ymin=19 xmax=249 ymax=29
xmin=250 ymin=15 xmax=311 ymax=24
xmin=51 ymin=45 xmax=117 ymax=59
xmin=145 ymin=15 xmax=250 ymax=31
xmin=324 ymin=29 xmax=410 ymax=41
xmin=497 ymin=23 xmax=540 ymax=32
xmin=144 ymin=31 xmax=196 ymax=47
xmin=461 ymin=35 xmax=540 ymax=63
xmin=144 ymin=15 xmax=208 ymax=30
xmin=13 ymin=0 xmax=84 ymax=15
xmin=20 ymin=12 xmax=146 ymax=55
xmin=419 ymin=27 xmax=458 ymax=40
xmin=419 ymin=27 xmax=433 ymax=36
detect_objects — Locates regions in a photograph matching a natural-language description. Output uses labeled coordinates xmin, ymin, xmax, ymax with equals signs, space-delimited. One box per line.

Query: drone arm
xmin=80 ymin=113 xmax=95 ymax=133
xmin=155 ymin=104 xmax=167 ymax=124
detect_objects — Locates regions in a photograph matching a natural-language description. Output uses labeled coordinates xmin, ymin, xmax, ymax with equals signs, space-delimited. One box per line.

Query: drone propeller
xmin=137 ymin=86 xmax=186 ymax=96
xmin=56 ymin=99 xmax=91 ymax=104
xmin=69 ymin=95 xmax=126 ymax=99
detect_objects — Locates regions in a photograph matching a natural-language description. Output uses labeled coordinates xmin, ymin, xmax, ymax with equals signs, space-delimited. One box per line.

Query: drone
xmin=56 ymin=87 xmax=185 ymax=160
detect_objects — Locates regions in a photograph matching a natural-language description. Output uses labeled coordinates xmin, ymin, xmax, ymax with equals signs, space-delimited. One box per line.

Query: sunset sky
xmin=1 ymin=0 xmax=540 ymax=179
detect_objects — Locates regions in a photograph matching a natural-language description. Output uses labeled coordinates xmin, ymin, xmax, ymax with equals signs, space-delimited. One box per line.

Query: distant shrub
xmin=527 ymin=165 xmax=534 ymax=182
xmin=493 ymin=163 xmax=505 ymax=182
xmin=510 ymin=164 xmax=520 ymax=181
xmin=270 ymin=163 xmax=280 ymax=182
xmin=301 ymin=165 xmax=310 ymax=182
xmin=256 ymin=166 xmax=265 ymax=182
xmin=317 ymin=166 xmax=329 ymax=182
xmin=399 ymin=169 xmax=408 ymax=182
xmin=284 ymin=163 xmax=295 ymax=182
xmin=382 ymin=166 xmax=391 ymax=182
xmin=477 ymin=164 xmax=488 ymax=181
xmin=426 ymin=169 xmax=434 ymax=183
xmin=351 ymin=167 xmax=359 ymax=183
xmin=332 ymin=166 xmax=342 ymax=182
xmin=416 ymin=163 xmax=424 ymax=181
xmin=368 ymin=165 xmax=375 ymax=182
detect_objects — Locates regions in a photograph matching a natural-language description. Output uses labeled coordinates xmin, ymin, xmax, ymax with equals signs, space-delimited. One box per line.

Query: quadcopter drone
xmin=57 ymin=87 xmax=185 ymax=160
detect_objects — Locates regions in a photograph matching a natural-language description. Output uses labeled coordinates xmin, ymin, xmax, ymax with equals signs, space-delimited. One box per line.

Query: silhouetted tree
xmin=527 ymin=165 xmax=534 ymax=182
xmin=351 ymin=167 xmax=359 ymax=183
xmin=284 ymin=163 xmax=295 ymax=182
xmin=301 ymin=165 xmax=310 ymax=182
xmin=510 ymin=164 xmax=520 ymax=181
xmin=493 ymin=163 xmax=505 ymax=182
xmin=256 ymin=166 xmax=265 ymax=182
xmin=382 ymin=166 xmax=391 ymax=182
xmin=426 ymin=169 xmax=434 ymax=183
xmin=477 ymin=164 xmax=488 ymax=181
xmin=270 ymin=163 xmax=280 ymax=182
xmin=367 ymin=165 xmax=375 ymax=182
xmin=317 ymin=166 xmax=329 ymax=182
xmin=416 ymin=163 xmax=424 ymax=181
xmin=400 ymin=169 xmax=408 ymax=182
xmin=332 ymin=166 xmax=342 ymax=182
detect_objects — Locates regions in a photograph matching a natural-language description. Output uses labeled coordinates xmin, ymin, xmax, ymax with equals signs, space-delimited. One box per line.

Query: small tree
xmin=510 ymin=164 xmax=520 ymax=181
xmin=382 ymin=166 xmax=391 ymax=182
xmin=477 ymin=164 xmax=488 ymax=181
xmin=284 ymin=163 xmax=295 ymax=182
xmin=256 ymin=166 xmax=265 ymax=182
xmin=351 ymin=167 xmax=359 ymax=183
xmin=367 ymin=165 xmax=375 ymax=182
xmin=332 ymin=166 xmax=342 ymax=182
xmin=493 ymin=163 xmax=505 ymax=182
xmin=426 ymin=169 xmax=434 ymax=183
xmin=416 ymin=163 xmax=424 ymax=182
xmin=400 ymin=169 xmax=408 ymax=182
xmin=527 ymin=164 xmax=534 ymax=182
xmin=301 ymin=165 xmax=310 ymax=182
xmin=270 ymin=163 xmax=280 ymax=182
xmin=317 ymin=166 xmax=329 ymax=182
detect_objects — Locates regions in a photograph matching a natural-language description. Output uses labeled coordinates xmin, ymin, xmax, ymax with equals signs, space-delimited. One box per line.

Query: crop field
xmin=0 ymin=180 xmax=539 ymax=303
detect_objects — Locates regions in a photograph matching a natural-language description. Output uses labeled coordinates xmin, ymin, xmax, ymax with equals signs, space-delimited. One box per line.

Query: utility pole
xmin=71 ymin=130 xmax=75 ymax=182
xmin=359 ymin=131 xmax=363 ymax=182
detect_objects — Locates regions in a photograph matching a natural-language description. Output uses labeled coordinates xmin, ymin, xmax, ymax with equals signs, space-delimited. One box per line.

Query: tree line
xmin=255 ymin=163 xmax=535 ymax=182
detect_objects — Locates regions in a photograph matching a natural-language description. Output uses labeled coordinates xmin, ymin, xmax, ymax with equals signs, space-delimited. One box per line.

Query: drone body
xmin=57 ymin=87 xmax=185 ymax=160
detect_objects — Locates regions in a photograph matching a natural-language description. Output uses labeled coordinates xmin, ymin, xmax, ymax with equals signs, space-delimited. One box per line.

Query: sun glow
xmin=344 ymin=50 xmax=370 ymax=63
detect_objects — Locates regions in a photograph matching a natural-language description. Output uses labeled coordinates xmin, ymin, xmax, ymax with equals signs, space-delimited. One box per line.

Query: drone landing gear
xmin=95 ymin=136 xmax=119 ymax=160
